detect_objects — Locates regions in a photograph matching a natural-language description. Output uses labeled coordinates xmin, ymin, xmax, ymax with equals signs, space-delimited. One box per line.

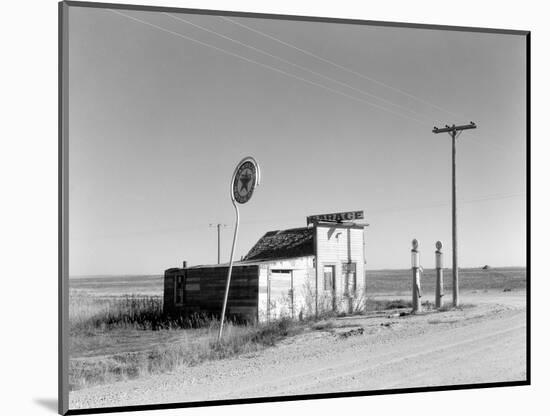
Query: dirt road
xmin=69 ymin=291 xmax=527 ymax=409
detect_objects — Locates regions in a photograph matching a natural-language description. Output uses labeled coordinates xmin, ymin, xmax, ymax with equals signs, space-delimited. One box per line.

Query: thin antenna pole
xmin=209 ymin=223 xmax=227 ymax=264
xmin=217 ymin=224 xmax=221 ymax=264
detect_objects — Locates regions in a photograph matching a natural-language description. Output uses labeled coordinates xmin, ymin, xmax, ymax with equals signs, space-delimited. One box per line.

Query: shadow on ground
xmin=34 ymin=398 xmax=57 ymax=413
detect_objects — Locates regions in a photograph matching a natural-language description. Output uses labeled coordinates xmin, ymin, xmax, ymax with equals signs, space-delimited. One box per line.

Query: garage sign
xmin=307 ymin=210 xmax=364 ymax=225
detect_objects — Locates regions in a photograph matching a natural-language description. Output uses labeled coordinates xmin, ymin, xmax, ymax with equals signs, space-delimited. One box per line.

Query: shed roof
xmin=182 ymin=260 xmax=269 ymax=269
xmin=243 ymin=227 xmax=314 ymax=261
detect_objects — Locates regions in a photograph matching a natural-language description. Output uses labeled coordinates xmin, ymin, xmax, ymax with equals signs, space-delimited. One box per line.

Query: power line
xmin=427 ymin=127 xmax=508 ymax=154
xmin=462 ymin=192 xmax=526 ymax=204
xmin=162 ymin=14 xmax=511 ymax=155
xmin=164 ymin=12 xmax=434 ymax=124
xmin=72 ymin=191 xmax=525 ymax=241
xmin=459 ymin=135 xmax=509 ymax=152
xmin=220 ymin=16 xmax=466 ymax=120
xmin=113 ymin=11 xmax=515 ymax=157
xmin=111 ymin=10 xmax=515 ymax=159
xmin=110 ymin=10 xmax=429 ymax=127
xmin=236 ymin=192 xmax=526 ymax=226
xmin=368 ymin=192 xmax=526 ymax=216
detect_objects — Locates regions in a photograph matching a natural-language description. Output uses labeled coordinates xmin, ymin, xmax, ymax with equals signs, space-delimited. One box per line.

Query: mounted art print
xmin=59 ymin=1 xmax=530 ymax=414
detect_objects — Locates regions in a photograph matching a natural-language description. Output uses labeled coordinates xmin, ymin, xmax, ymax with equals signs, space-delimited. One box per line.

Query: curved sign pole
xmin=218 ymin=157 xmax=261 ymax=341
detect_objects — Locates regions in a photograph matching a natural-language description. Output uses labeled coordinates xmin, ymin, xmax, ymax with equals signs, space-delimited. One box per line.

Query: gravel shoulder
xmin=69 ymin=290 xmax=527 ymax=410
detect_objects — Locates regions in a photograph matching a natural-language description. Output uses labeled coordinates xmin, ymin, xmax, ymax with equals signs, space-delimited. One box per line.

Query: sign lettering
xmin=307 ymin=210 xmax=364 ymax=225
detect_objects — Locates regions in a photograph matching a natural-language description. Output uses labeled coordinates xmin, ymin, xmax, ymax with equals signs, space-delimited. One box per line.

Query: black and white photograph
xmin=58 ymin=1 xmax=529 ymax=414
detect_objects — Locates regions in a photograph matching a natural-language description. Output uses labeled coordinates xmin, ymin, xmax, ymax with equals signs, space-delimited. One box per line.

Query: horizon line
xmin=68 ymin=265 xmax=526 ymax=279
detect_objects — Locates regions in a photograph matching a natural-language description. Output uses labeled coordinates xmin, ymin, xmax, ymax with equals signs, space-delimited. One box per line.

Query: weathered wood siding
xmin=163 ymin=268 xmax=179 ymax=316
xmin=258 ymin=257 xmax=315 ymax=322
xmin=164 ymin=265 xmax=259 ymax=321
xmin=315 ymin=225 xmax=365 ymax=313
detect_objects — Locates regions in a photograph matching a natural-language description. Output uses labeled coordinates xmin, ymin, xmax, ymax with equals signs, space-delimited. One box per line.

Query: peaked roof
xmin=243 ymin=227 xmax=314 ymax=261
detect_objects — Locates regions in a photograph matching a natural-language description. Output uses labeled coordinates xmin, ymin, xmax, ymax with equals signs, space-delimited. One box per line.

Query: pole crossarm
xmin=432 ymin=122 xmax=477 ymax=134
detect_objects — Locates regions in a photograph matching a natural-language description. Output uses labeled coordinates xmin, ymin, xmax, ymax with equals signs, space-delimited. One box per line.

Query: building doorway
xmin=268 ymin=269 xmax=293 ymax=319
xmin=323 ymin=265 xmax=336 ymax=311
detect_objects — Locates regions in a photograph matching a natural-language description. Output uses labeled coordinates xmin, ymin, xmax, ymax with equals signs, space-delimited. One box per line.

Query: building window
xmin=323 ymin=265 xmax=334 ymax=291
xmin=175 ymin=275 xmax=184 ymax=305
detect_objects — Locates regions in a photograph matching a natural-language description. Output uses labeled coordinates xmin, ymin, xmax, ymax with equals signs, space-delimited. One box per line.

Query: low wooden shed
xmin=164 ymin=218 xmax=367 ymax=322
xmin=163 ymin=263 xmax=261 ymax=321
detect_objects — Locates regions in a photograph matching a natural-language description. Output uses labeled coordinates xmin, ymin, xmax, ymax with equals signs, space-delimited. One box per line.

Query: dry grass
xmin=70 ymin=295 xmax=166 ymax=331
xmin=70 ymin=317 xmax=302 ymax=391
xmin=69 ymin=291 xmax=417 ymax=390
xmin=69 ymin=292 xmax=306 ymax=390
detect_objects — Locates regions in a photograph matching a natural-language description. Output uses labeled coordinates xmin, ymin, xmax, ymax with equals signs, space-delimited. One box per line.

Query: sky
xmin=67 ymin=6 xmax=527 ymax=276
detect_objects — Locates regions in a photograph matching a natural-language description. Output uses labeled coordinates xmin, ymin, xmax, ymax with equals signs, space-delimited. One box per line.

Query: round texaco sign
xmin=232 ymin=159 xmax=259 ymax=204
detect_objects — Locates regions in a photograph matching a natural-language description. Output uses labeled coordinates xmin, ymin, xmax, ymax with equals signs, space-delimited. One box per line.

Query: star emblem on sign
xmin=232 ymin=159 xmax=259 ymax=204
xmin=239 ymin=171 xmax=252 ymax=193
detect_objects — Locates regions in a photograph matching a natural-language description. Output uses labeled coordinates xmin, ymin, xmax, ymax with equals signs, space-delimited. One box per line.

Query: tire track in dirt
xmin=303 ymin=324 xmax=526 ymax=394
xmin=379 ymin=334 xmax=526 ymax=390
xmin=214 ymin=323 xmax=525 ymax=398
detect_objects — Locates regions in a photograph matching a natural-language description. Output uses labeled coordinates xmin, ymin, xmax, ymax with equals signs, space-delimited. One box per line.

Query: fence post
xmin=411 ymin=239 xmax=422 ymax=313
xmin=435 ymin=241 xmax=443 ymax=309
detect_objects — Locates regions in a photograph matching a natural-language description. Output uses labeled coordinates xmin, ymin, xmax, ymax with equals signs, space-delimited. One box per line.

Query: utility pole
xmin=432 ymin=122 xmax=477 ymax=307
xmin=209 ymin=223 xmax=227 ymax=264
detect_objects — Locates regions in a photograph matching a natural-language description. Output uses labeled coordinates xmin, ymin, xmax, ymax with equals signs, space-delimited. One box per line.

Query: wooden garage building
xmin=163 ymin=212 xmax=367 ymax=322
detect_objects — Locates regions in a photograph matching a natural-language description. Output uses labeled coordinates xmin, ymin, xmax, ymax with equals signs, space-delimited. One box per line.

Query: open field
xmin=69 ymin=274 xmax=163 ymax=297
xmin=69 ymin=267 xmax=526 ymax=298
xmin=68 ymin=267 xmax=526 ymax=407
xmin=365 ymin=267 xmax=526 ymax=296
